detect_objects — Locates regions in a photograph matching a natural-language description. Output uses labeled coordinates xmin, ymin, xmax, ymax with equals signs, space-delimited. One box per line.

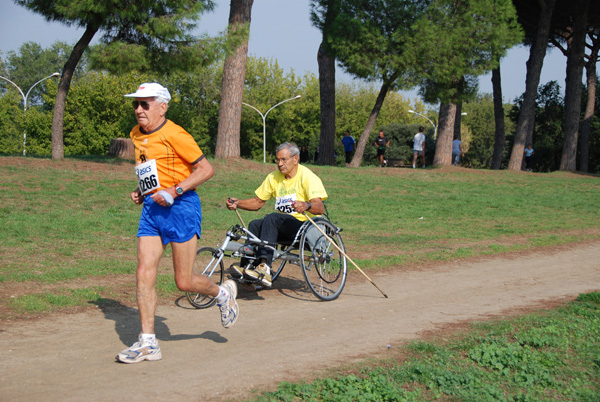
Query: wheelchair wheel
xmin=270 ymin=244 xmax=290 ymax=283
xmin=299 ymin=219 xmax=347 ymax=301
xmin=186 ymin=247 xmax=224 ymax=309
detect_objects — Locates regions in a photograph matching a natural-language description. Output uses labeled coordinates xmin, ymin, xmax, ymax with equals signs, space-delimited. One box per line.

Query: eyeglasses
xmin=275 ymin=156 xmax=294 ymax=164
xmin=132 ymin=100 xmax=153 ymax=110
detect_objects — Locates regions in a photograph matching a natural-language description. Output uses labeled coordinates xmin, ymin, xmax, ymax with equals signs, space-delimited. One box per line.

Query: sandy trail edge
xmin=1 ymin=242 xmax=599 ymax=402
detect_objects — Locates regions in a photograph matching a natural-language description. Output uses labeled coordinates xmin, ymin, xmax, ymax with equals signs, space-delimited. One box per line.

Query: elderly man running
xmin=117 ymin=82 xmax=239 ymax=364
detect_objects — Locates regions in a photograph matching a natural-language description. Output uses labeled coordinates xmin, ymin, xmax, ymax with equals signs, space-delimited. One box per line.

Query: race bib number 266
xmin=135 ymin=159 xmax=160 ymax=195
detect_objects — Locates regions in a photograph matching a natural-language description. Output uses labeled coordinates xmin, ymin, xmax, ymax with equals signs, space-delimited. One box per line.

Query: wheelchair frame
xmin=185 ymin=214 xmax=347 ymax=308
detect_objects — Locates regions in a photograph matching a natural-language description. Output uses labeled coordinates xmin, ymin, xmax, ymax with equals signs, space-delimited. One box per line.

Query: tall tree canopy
xmin=15 ymin=0 xmax=215 ymax=159
xmin=320 ymin=0 xmax=428 ymax=167
xmin=407 ymin=0 xmax=523 ymax=166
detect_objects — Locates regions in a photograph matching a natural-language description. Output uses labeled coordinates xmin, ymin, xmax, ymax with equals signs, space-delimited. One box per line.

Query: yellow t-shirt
xmin=255 ymin=164 xmax=328 ymax=222
xmin=130 ymin=119 xmax=204 ymax=195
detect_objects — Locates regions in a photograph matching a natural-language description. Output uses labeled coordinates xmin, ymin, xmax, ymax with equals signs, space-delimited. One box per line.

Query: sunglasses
xmin=132 ymin=100 xmax=153 ymax=110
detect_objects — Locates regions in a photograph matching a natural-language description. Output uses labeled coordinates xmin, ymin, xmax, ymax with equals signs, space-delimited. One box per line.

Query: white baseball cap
xmin=124 ymin=82 xmax=171 ymax=101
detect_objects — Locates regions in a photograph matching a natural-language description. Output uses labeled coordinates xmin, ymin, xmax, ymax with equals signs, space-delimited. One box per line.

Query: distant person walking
xmin=524 ymin=143 xmax=535 ymax=171
xmin=412 ymin=126 xmax=426 ymax=168
xmin=373 ymin=130 xmax=389 ymax=167
xmin=300 ymin=145 xmax=309 ymax=163
xmin=341 ymin=130 xmax=356 ymax=167
xmin=452 ymin=135 xmax=462 ymax=166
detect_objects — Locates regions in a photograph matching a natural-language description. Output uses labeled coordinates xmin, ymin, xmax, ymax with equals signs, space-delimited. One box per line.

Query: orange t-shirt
xmin=130 ymin=119 xmax=204 ymax=194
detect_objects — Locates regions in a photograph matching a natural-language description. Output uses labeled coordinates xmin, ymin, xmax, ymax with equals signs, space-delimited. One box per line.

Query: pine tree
xmin=408 ymin=0 xmax=523 ymax=166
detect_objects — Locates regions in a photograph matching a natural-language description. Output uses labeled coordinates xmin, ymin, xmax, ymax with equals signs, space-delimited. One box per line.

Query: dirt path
xmin=1 ymin=242 xmax=599 ymax=402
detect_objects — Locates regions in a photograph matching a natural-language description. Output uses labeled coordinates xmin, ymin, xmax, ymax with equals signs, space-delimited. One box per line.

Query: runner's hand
xmin=151 ymin=188 xmax=175 ymax=207
xmin=130 ymin=188 xmax=143 ymax=205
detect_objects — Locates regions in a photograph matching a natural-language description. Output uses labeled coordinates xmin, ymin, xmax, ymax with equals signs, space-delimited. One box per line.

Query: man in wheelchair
xmin=225 ymin=142 xmax=328 ymax=288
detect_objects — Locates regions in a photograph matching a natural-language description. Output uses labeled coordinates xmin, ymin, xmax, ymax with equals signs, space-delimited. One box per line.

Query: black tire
xmin=186 ymin=247 xmax=224 ymax=309
xmin=299 ymin=219 xmax=347 ymax=301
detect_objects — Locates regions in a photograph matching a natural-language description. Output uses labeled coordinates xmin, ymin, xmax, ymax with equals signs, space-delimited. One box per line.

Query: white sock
xmin=140 ymin=333 xmax=156 ymax=344
xmin=216 ymin=286 xmax=228 ymax=304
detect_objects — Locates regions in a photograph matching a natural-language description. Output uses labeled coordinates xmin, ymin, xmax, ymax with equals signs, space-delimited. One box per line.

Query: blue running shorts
xmin=137 ymin=191 xmax=202 ymax=245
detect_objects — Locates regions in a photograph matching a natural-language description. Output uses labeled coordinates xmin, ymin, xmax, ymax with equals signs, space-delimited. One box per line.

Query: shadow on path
xmin=90 ymin=299 xmax=227 ymax=346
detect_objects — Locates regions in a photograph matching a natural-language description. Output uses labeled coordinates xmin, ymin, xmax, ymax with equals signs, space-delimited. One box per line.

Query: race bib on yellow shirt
xmin=275 ymin=193 xmax=298 ymax=214
xmin=135 ymin=159 xmax=161 ymax=195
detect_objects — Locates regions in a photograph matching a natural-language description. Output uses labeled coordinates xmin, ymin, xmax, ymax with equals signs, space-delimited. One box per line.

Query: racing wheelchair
xmin=185 ymin=208 xmax=347 ymax=308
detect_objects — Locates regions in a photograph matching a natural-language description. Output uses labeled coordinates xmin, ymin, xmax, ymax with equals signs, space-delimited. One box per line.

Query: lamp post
xmin=0 ymin=72 xmax=60 ymax=156
xmin=242 ymin=94 xmax=302 ymax=163
xmin=408 ymin=109 xmax=438 ymax=140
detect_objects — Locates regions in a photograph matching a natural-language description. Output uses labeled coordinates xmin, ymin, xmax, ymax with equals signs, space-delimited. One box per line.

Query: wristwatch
xmin=175 ymin=184 xmax=184 ymax=196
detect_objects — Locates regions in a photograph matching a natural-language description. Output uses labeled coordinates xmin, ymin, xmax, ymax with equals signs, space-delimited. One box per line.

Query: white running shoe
xmin=116 ymin=335 xmax=162 ymax=364
xmin=218 ymin=280 xmax=239 ymax=328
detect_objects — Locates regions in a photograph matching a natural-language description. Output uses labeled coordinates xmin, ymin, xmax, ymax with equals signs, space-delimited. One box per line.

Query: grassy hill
xmin=1 ymin=156 xmax=599 ymax=318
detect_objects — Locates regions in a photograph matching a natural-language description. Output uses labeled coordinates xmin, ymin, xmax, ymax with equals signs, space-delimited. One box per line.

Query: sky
xmin=0 ymin=0 xmax=589 ymax=106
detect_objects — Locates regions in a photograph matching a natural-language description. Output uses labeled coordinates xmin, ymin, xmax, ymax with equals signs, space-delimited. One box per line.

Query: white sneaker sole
xmin=117 ymin=347 xmax=162 ymax=364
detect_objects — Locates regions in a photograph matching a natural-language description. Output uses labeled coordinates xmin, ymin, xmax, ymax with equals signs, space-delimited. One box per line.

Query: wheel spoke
xmin=300 ymin=220 xmax=347 ymax=301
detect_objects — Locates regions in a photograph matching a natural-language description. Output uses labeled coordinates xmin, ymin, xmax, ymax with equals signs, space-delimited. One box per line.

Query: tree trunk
xmin=579 ymin=36 xmax=599 ymax=173
xmin=109 ymin=138 xmax=135 ymax=159
xmin=51 ymin=25 xmax=98 ymax=160
xmin=559 ymin=0 xmax=589 ymax=171
xmin=317 ymin=42 xmax=336 ymax=165
xmin=491 ymin=66 xmax=506 ymax=170
xmin=433 ymin=102 xmax=457 ymax=166
xmin=453 ymin=102 xmax=463 ymax=141
xmin=349 ymin=76 xmax=396 ymax=168
xmin=316 ymin=0 xmax=340 ymax=166
xmin=507 ymin=0 xmax=556 ymax=171
xmin=215 ymin=0 xmax=253 ymax=159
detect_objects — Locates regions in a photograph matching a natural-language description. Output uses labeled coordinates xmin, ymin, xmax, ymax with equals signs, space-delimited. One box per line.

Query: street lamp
xmin=242 ymin=94 xmax=302 ymax=163
xmin=408 ymin=109 xmax=437 ymax=140
xmin=0 ymin=72 xmax=60 ymax=156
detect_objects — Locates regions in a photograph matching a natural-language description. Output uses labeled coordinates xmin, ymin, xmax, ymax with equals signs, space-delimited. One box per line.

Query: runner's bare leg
xmin=136 ymin=236 xmax=165 ymax=334
xmin=172 ymin=236 xmax=220 ymax=296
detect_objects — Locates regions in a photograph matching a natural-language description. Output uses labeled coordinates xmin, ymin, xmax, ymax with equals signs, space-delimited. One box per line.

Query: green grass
xmin=1 ymin=156 xmax=599 ymax=303
xmin=247 ymin=292 xmax=600 ymax=401
xmin=8 ymin=287 xmax=108 ymax=314
xmin=2 ymin=156 xmax=599 ymax=400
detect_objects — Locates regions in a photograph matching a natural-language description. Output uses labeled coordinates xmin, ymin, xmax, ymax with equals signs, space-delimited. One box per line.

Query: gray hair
xmin=276 ymin=142 xmax=300 ymax=157
xmin=155 ymin=96 xmax=170 ymax=106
